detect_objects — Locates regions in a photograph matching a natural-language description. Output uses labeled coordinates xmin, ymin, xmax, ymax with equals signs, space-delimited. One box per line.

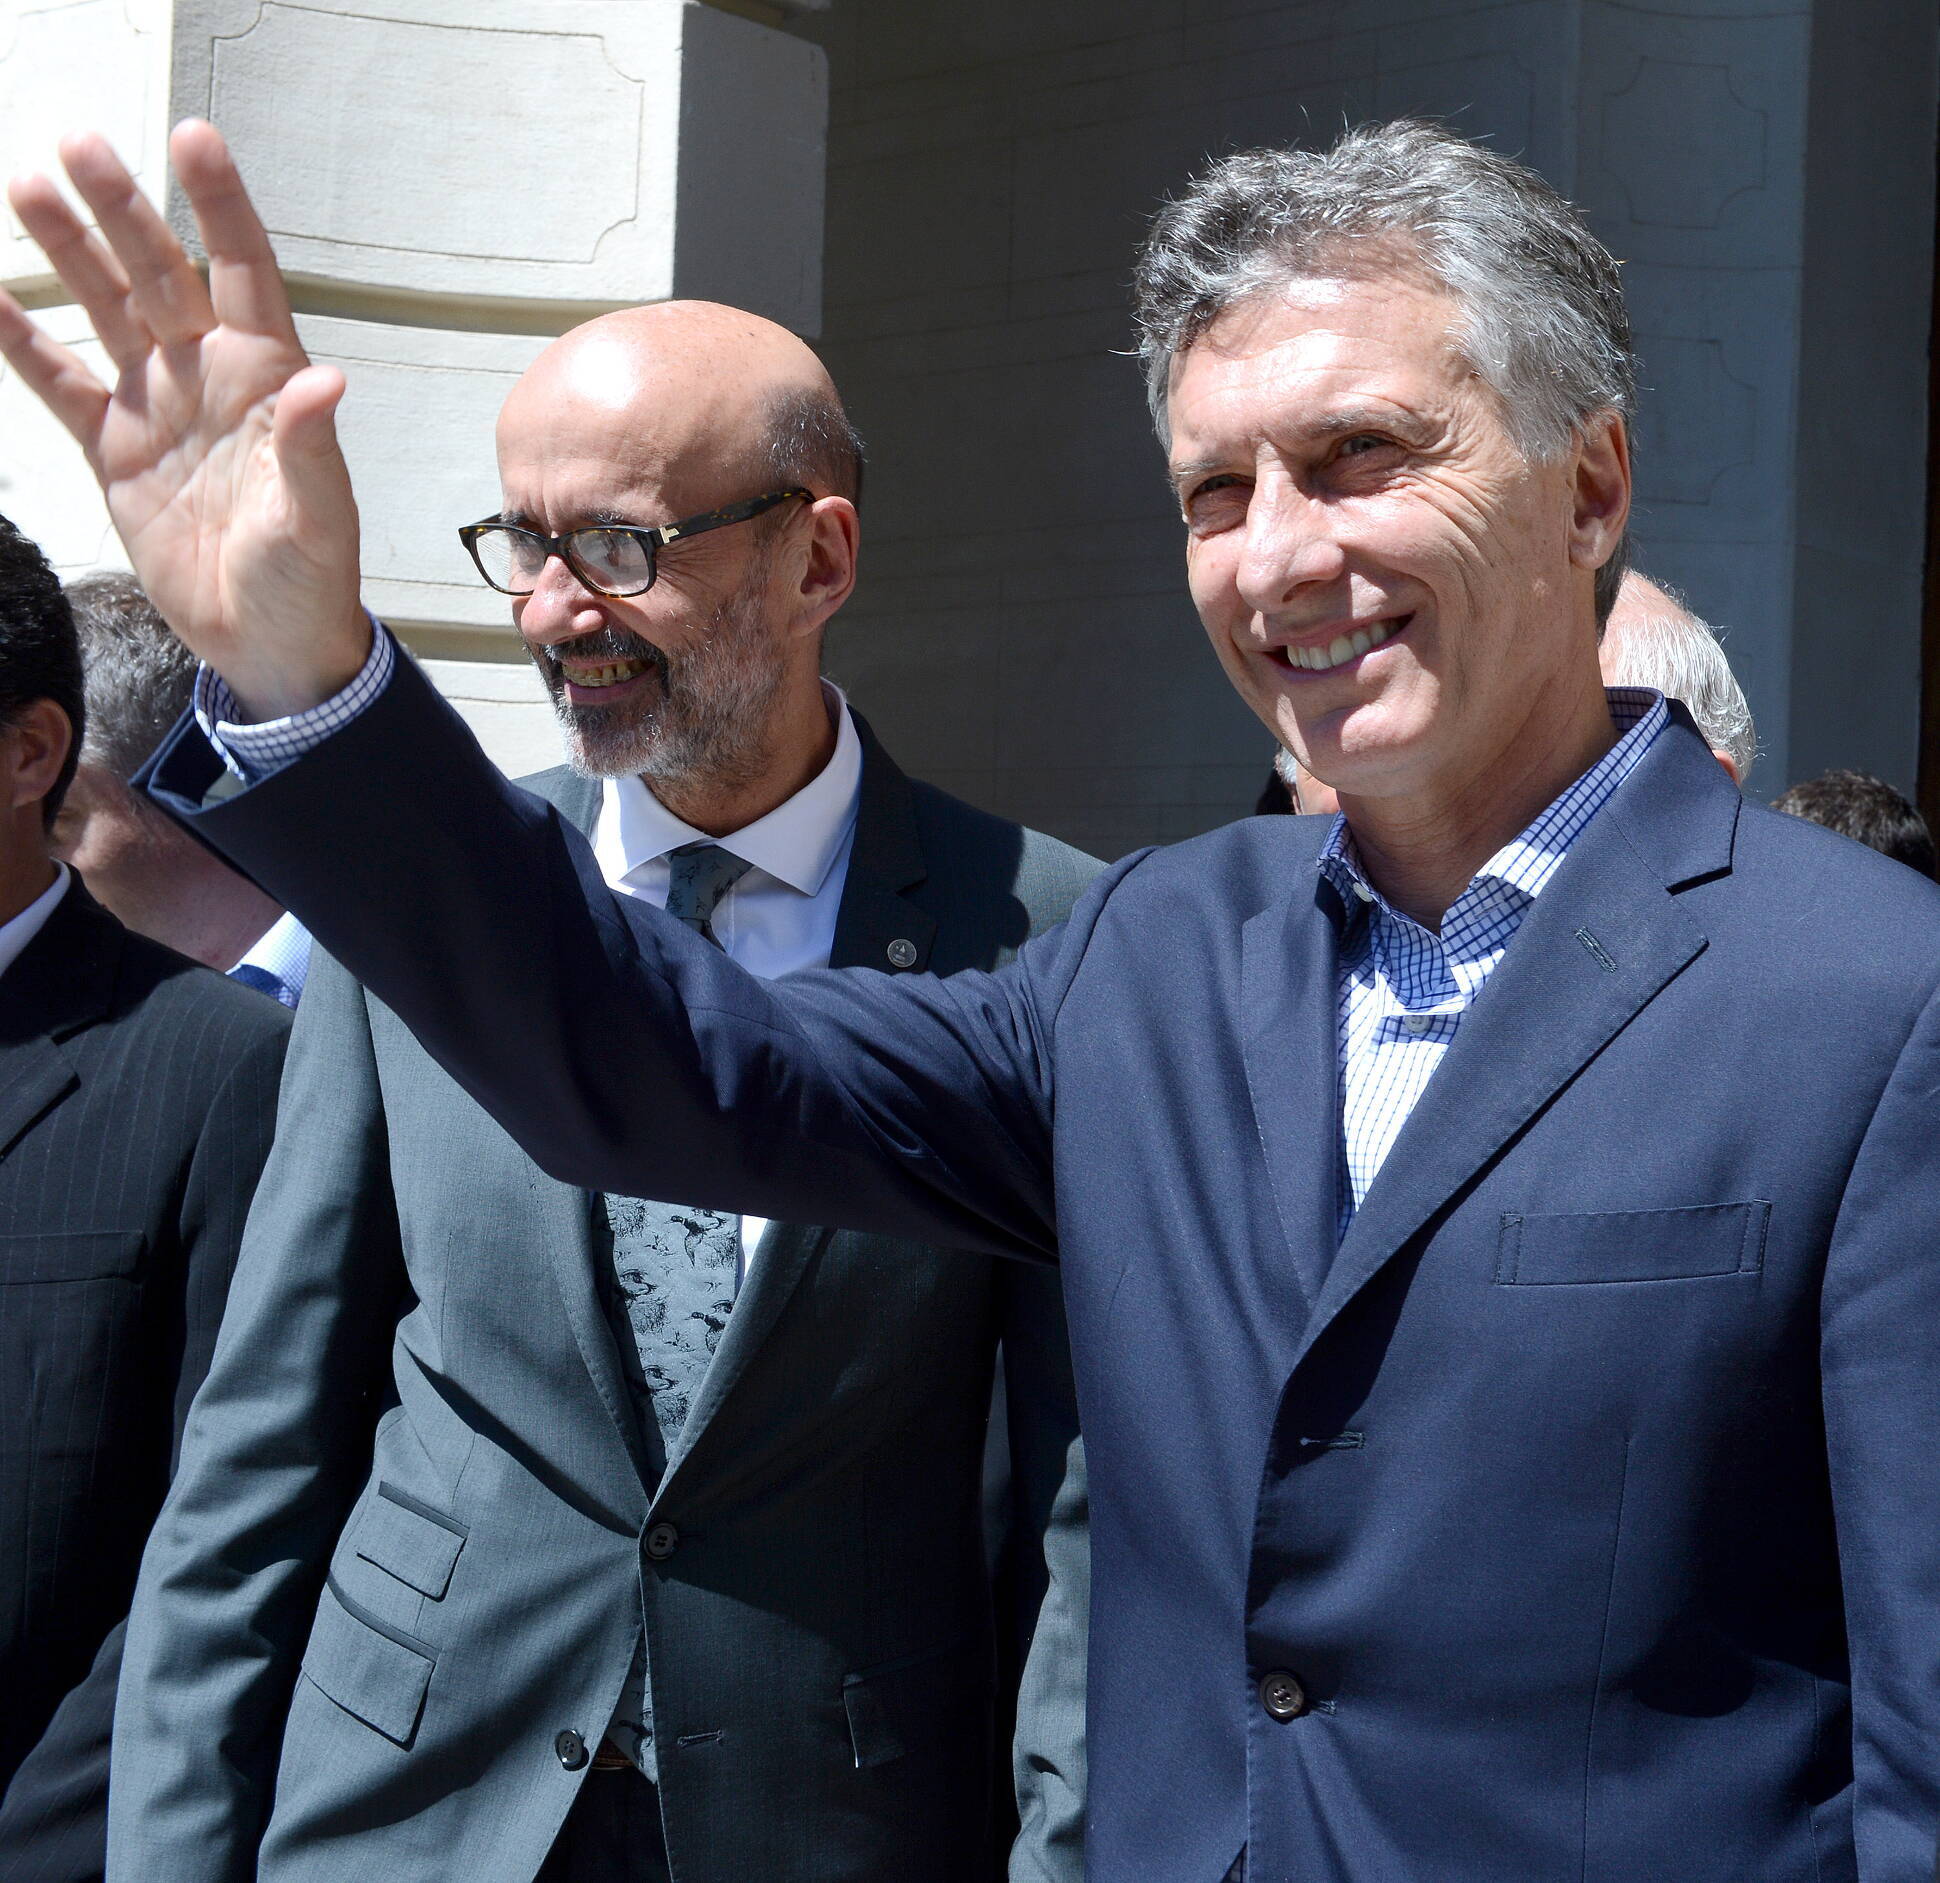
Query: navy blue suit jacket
xmin=149 ymin=652 xmax=1940 ymax=1883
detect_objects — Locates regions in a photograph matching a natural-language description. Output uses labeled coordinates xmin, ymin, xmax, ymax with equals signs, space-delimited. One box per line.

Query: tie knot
xmin=665 ymin=841 xmax=754 ymax=947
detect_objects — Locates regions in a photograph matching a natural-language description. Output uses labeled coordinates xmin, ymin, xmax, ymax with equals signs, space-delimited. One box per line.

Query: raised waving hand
xmin=0 ymin=120 xmax=369 ymax=716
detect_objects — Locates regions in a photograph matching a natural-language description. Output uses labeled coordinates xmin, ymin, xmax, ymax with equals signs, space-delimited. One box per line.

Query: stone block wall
xmin=796 ymin=0 xmax=1935 ymax=857
xmin=0 ymin=0 xmax=829 ymax=772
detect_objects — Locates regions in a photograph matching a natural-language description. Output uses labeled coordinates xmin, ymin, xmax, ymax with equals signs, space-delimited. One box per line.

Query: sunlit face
xmin=496 ymin=374 xmax=797 ymax=783
xmin=1167 ymin=271 xmax=1610 ymax=806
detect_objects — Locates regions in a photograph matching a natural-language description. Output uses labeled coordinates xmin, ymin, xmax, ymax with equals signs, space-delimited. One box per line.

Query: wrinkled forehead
xmin=1164 ymin=273 xmax=1474 ymax=456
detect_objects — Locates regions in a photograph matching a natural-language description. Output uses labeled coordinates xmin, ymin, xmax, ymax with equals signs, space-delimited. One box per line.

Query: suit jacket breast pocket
xmin=1495 ymin=1201 xmax=1770 ymax=1286
xmin=0 ymin=1228 xmax=142 ymax=1283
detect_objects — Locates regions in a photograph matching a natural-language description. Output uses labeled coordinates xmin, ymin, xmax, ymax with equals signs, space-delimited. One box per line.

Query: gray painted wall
xmin=1786 ymin=0 xmax=1936 ymax=792
xmin=796 ymin=0 xmax=1937 ymax=859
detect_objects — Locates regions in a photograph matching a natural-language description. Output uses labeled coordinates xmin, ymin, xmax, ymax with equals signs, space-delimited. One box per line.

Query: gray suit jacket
xmin=111 ymin=724 xmax=1097 ymax=1883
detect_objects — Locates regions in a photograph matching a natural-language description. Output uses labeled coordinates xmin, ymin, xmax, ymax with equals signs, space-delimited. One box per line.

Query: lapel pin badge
xmin=886 ymin=938 xmax=919 ymax=969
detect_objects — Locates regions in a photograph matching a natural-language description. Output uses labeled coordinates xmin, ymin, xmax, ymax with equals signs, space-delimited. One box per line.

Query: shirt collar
xmin=231 ymin=909 xmax=313 ymax=995
xmin=598 ymin=682 xmax=863 ymax=898
xmin=1317 ymin=686 xmax=1668 ymax=922
xmin=0 ymin=864 xmax=72 ymax=986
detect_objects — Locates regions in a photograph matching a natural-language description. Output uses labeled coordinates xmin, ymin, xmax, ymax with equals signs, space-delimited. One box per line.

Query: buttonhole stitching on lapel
xmin=1298 ymin=1431 xmax=1364 ymax=1451
xmin=1574 ymin=927 xmax=1619 ymax=973
xmin=675 ymin=1730 xmax=724 ymax=1749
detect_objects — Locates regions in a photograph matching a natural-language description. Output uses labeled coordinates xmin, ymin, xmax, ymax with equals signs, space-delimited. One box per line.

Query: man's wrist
xmin=197 ymin=619 xmax=397 ymax=784
xmin=218 ymin=602 xmax=375 ymax=722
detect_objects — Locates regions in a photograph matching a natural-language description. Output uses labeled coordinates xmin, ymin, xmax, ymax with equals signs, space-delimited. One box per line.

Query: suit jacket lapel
xmin=512 ymin=768 xmax=654 ymax=1485
xmin=826 ymin=715 xmax=937 ymax=977
xmin=1240 ymin=834 xmax=1347 ymax=1313
xmin=661 ymin=719 xmax=932 ymax=1495
xmin=660 ymin=1221 xmax=834 ymax=1487
xmin=546 ymin=1182 xmax=653 ymax=1486
xmin=0 ymin=881 xmax=120 ymax=1158
xmin=1292 ymin=719 xmax=1735 ymax=1369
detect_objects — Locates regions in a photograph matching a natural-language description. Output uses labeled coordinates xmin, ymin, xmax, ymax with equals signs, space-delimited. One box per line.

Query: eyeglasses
xmin=458 ymin=488 xmax=814 ymax=598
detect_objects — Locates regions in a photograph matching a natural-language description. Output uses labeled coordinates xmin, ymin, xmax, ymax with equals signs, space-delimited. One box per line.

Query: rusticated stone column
xmin=0 ymin=0 xmax=828 ymax=771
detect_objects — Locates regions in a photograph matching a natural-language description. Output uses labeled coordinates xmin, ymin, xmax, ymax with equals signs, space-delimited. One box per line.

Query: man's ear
xmin=1 ymin=700 xmax=72 ymax=817
xmin=791 ymin=495 xmax=859 ymax=640
xmin=1568 ymin=411 xmax=1630 ymax=579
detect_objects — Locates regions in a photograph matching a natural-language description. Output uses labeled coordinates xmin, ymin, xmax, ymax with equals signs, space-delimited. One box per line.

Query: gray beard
xmin=538 ymin=580 xmax=789 ymax=790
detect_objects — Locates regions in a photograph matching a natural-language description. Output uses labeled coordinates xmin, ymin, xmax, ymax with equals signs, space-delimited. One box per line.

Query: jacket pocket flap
xmin=302 ymin=1580 xmax=434 ymax=1747
xmin=1496 ymin=1200 xmax=1771 ymax=1286
xmin=842 ymin=1638 xmax=989 ymax=1770
xmin=0 ymin=1229 xmax=142 ymax=1283
xmin=353 ymin=1484 xmax=467 ymax=1600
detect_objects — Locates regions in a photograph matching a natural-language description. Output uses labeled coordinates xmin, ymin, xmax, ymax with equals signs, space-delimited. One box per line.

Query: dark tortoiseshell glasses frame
xmin=458 ymin=487 xmax=815 ymax=597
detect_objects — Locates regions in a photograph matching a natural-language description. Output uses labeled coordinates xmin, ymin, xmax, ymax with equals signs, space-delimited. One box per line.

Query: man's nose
xmin=1234 ymin=482 xmax=1345 ymax=616
xmin=515 ymin=554 xmax=607 ymax=644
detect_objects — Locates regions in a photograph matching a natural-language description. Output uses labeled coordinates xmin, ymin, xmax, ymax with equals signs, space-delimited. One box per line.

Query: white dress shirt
xmin=590 ymin=681 xmax=864 ymax=1264
xmin=591 ymin=682 xmax=862 ymax=980
xmin=229 ymin=909 xmax=315 ymax=1008
xmin=0 ymin=864 xmax=71 ymax=983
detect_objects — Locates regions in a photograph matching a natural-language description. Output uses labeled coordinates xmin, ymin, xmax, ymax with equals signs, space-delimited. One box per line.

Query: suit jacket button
xmin=1259 ymin=1671 xmax=1309 ymax=1721
xmin=886 ymin=938 xmax=919 ymax=969
xmin=555 ymin=1728 xmax=589 ymax=1770
xmin=645 ymin=1521 xmax=680 ymax=1561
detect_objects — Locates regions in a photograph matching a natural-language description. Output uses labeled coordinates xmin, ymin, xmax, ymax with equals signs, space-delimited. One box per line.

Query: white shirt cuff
xmin=193 ymin=620 xmax=397 ymax=783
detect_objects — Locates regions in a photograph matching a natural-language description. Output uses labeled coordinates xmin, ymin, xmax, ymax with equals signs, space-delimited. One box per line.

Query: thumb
xmin=270 ymin=362 xmax=356 ymax=518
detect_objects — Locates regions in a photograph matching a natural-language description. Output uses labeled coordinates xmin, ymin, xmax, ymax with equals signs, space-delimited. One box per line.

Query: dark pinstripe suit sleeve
xmin=0 ymin=980 xmax=288 ymax=1883
xmin=169 ymin=1027 xmax=292 ymax=1459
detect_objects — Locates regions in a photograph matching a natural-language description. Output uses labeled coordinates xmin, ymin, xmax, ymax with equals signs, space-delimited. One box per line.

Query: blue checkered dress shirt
xmin=1317 ymin=686 xmax=1668 ymax=1235
xmin=193 ymin=624 xmax=397 ymax=781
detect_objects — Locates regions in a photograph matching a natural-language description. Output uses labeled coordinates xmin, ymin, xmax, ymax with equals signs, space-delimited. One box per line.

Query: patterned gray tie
xmin=663 ymin=838 xmax=755 ymax=946
xmin=603 ymin=842 xmax=754 ymax=1458
xmin=598 ymin=841 xmax=753 ymax=1778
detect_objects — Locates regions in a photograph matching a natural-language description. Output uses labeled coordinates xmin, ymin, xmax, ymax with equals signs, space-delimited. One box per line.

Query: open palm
xmin=0 ymin=121 xmax=369 ymax=715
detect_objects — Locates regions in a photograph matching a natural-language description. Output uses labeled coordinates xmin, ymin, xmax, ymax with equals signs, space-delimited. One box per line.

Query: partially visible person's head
xmin=481 ymin=301 xmax=863 ymax=789
xmin=1135 ymin=120 xmax=1633 ymax=813
xmin=64 ymin=571 xmax=197 ymax=777
xmin=1772 ymin=770 xmax=1935 ymax=878
xmin=52 ymin=570 xmax=284 ymax=965
xmin=55 ymin=571 xmax=198 ymax=905
xmin=0 ymin=514 xmax=82 ymax=839
xmin=1600 ymin=571 xmax=1756 ymax=783
xmin=1261 ymin=748 xmax=1337 ymax=818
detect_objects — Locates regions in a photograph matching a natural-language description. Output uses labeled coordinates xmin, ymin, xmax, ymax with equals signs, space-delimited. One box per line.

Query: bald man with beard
xmin=108 ymin=305 xmax=1097 ymax=1883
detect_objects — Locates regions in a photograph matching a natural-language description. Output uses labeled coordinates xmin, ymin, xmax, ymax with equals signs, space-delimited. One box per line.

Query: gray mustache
xmin=539 ymin=630 xmax=668 ymax=676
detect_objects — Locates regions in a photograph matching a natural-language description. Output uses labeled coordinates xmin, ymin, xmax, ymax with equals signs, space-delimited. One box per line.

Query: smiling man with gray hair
xmin=10 ymin=113 xmax=1940 ymax=1883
